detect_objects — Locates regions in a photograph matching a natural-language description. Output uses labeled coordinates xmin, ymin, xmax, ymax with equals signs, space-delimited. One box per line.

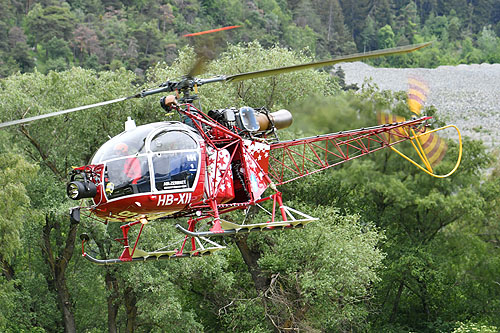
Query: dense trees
xmin=284 ymin=89 xmax=500 ymax=332
xmin=0 ymin=44 xmax=380 ymax=331
xmin=0 ymin=0 xmax=500 ymax=77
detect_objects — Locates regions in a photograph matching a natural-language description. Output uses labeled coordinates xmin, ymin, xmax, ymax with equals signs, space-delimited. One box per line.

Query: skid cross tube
xmin=175 ymin=198 xmax=318 ymax=238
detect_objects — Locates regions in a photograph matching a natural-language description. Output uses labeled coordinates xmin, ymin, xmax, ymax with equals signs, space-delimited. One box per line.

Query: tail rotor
xmin=378 ymin=75 xmax=462 ymax=178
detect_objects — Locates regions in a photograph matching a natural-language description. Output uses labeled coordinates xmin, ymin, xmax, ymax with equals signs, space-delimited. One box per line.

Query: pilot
xmin=114 ymin=143 xmax=142 ymax=185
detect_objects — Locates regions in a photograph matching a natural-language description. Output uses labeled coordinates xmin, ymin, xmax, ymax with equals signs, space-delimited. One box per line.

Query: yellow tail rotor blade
xmin=407 ymin=75 xmax=429 ymax=116
xmin=390 ymin=125 xmax=462 ymax=178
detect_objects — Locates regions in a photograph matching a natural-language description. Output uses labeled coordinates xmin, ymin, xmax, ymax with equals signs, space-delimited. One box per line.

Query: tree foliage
xmin=1 ymin=0 xmax=500 ymax=77
xmin=282 ymin=87 xmax=500 ymax=331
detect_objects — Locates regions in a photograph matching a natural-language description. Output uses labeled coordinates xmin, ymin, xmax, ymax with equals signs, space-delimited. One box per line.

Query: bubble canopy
xmin=91 ymin=122 xmax=202 ymax=200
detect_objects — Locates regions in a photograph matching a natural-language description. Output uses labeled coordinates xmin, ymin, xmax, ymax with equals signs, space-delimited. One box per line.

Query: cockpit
xmin=91 ymin=122 xmax=201 ymax=200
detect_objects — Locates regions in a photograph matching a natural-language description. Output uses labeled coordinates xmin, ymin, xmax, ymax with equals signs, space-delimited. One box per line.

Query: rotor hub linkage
xmin=135 ymin=76 xmax=226 ymax=103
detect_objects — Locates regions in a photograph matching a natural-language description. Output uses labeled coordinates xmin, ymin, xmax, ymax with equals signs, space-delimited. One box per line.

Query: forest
xmin=1 ymin=0 xmax=500 ymax=332
xmin=0 ymin=0 xmax=500 ymax=77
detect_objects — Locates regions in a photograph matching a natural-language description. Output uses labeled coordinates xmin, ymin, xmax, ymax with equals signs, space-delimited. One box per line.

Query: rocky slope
xmin=338 ymin=62 xmax=500 ymax=148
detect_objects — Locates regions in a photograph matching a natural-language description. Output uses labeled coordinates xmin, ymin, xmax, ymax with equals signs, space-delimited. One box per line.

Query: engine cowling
xmin=256 ymin=109 xmax=293 ymax=131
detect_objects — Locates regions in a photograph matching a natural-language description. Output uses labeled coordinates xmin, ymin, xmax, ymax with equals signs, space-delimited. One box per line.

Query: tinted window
xmin=153 ymin=151 xmax=199 ymax=191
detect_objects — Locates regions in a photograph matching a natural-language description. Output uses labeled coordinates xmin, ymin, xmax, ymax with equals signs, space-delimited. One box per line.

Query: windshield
xmin=93 ymin=122 xmax=202 ymax=200
xmin=91 ymin=123 xmax=164 ymax=164
xmin=105 ymin=156 xmax=151 ymax=200
xmin=151 ymin=130 xmax=197 ymax=152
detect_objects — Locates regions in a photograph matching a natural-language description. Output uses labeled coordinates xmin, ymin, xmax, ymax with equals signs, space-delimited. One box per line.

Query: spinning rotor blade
xmin=185 ymin=25 xmax=241 ymax=78
xmin=407 ymin=74 xmax=430 ymax=116
xmin=405 ymin=75 xmax=447 ymax=167
xmin=377 ymin=73 xmax=461 ymax=177
xmin=133 ymin=42 xmax=433 ymax=99
xmin=0 ymin=39 xmax=431 ymax=129
xmin=187 ymin=55 xmax=209 ymax=78
xmin=377 ymin=111 xmax=451 ymax=172
xmin=183 ymin=25 xmax=241 ymax=37
xmin=225 ymin=42 xmax=432 ymax=82
xmin=0 ymin=97 xmax=129 ymax=129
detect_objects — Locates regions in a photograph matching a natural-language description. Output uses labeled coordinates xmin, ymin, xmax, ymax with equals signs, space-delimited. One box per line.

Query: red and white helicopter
xmin=0 ymin=29 xmax=461 ymax=264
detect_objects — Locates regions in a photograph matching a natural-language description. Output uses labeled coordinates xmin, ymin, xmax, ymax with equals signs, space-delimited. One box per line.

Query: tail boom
xmin=269 ymin=116 xmax=432 ymax=185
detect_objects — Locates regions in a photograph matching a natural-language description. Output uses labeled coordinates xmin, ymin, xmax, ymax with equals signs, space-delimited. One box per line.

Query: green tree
xmin=423 ymin=13 xmax=449 ymax=41
xmin=448 ymin=14 xmax=461 ymax=42
xmin=378 ymin=24 xmax=396 ymax=48
xmin=41 ymin=36 xmax=72 ymax=72
xmin=10 ymin=44 xmax=35 ymax=73
xmin=0 ymin=150 xmax=38 ymax=277
xmin=72 ymin=24 xmax=102 ymax=65
xmin=285 ymin=87 xmax=499 ymax=331
xmin=372 ymin=0 xmax=394 ymax=28
xmin=361 ymin=15 xmax=378 ymax=51
xmin=132 ymin=20 xmax=164 ymax=69
xmin=0 ymin=1 xmax=14 ymax=51
xmin=477 ymin=26 xmax=500 ymax=63
xmin=283 ymin=24 xmax=318 ymax=53
xmin=0 ymin=134 xmax=52 ymax=331
xmin=313 ymin=0 xmax=352 ymax=55
xmin=340 ymin=0 xmax=371 ymax=48
xmin=399 ymin=1 xmax=420 ymax=43
xmin=26 ymin=4 xmax=75 ymax=47
xmin=0 ymin=67 xmax=146 ymax=332
xmin=257 ymin=207 xmax=385 ymax=331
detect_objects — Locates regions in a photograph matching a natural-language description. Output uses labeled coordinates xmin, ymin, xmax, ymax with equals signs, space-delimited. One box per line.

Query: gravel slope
xmin=338 ymin=62 xmax=500 ymax=147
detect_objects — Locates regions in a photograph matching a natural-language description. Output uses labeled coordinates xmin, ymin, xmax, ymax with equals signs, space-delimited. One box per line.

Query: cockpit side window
xmin=98 ymin=126 xmax=201 ymax=200
xmin=152 ymin=152 xmax=199 ymax=191
xmin=91 ymin=125 xmax=155 ymax=164
xmin=105 ymin=156 xmax=151 ymax=199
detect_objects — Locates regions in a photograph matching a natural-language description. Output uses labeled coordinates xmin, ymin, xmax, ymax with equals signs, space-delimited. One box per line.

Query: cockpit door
xmin=104 ymin=155 xmax=150 ymax=199
xmin=149 ymin=130 xmax=201 ymax=192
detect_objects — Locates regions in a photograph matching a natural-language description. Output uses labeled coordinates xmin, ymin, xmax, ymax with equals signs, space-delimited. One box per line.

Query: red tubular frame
xmin=268 ymin=117 xmax=431 ymax=185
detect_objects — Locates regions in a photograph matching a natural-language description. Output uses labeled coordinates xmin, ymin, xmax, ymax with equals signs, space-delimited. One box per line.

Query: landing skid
xmin=76 ymin=205 xmax=226 ymax=265
xmin=76 ymin=202 xmax=318 ymax=265
xmin=81 ymin=235 xmax=226 ymax=265
xmin=176 ymin=206 xmax=318 ymax=237
xmin=82 ymin=251 xmax=209 ymax=265
xmin=82 ymin=240 xmax=224 ymax=265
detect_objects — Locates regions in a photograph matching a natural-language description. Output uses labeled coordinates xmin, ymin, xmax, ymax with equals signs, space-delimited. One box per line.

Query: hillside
xmin=339 ymin=62 xmax=500 ymax=147
xmin=1 ymin=0 xmax=499 ymax=77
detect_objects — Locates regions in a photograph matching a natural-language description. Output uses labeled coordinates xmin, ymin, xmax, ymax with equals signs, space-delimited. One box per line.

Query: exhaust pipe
xmin=256 ymin=109 xmax=293 ymax=131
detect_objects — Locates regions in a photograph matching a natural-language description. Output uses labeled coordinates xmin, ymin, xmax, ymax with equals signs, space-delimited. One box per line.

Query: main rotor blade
xmin=0 ymin=97 xmax=129 ymax=129
xmin=183 ymin=25 xmax=241 ymax=37
xmin=187 ymin=54 xmax=209 ymax=78
xmin=225 ymin=42 xmax=432 ymax=83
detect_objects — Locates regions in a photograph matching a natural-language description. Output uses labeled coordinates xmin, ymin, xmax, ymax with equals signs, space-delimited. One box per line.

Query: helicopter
xmin=0 ymin=28 xmax=462 ymax=265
